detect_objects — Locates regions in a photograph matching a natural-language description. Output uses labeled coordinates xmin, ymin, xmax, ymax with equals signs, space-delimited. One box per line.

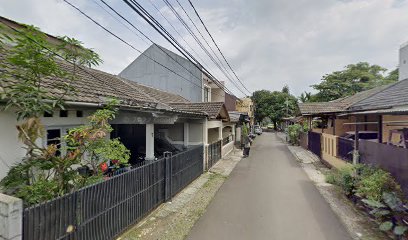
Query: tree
xmin=311 ymin=62 xmax=397 ymax=102
xmin=282 ymin=85 xmax=290 ymax=94
xmin=252 ymin=90 xmax=298 ymax=129
xmin=299 ymin=91 xmax=312 ymax=103
xmin=0 ymin=25 xmax=129 ymax=205
xmin=385 ymin=68 xmax=399 ymax=83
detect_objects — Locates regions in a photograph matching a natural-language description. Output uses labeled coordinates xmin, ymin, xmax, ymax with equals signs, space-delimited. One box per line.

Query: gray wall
xmin=400 ymin=43 xmax=408 ymax=80
xmin=119 ymin=44 xmax=203 ymax=102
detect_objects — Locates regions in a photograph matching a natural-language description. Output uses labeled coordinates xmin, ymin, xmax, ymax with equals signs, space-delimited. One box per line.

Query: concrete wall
xmin=210 ymin=87 xmax=225 ymax=103
xmin=189 ymin=123 xmax=203 ymax=144
xmin=0 ymin=193 xmax=22 ymax=240
xmin=119 ymin=44 xmax=203 ymax=102
xmin=400 ymin=42 xmax=408 ymax=80
xmin=156 ymin=123 xmax=183 ymax=142
xmin=208 ymin=128 xmax=219 ymax=143
xmin=0 ymin=111 xmax=24 ymax=181
xmin=222 ymin=126 xmax=233 ymax=138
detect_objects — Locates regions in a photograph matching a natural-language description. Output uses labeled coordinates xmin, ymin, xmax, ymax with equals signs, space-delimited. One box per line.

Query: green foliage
xmin=328 ymin=164 xmax=408 ymax=237
xmin=1 ymin=100 xmax=130 ymax=205
xmin=338 ymin=166 xmax=356 ymax=196
xmin=310 ymin=62 xmax=398 ymax=102
xmin=356 ymin=168 xmax=400 ymax=201
xmin=0 ymin=25 xmax=101 ymax=120
xmin=252 ymin=89 xmax=299 ymax=129
xmin=242 ymin=124 xmax=249 ymax=137
xmin=287 ymin=124 xmax=304 ymax=145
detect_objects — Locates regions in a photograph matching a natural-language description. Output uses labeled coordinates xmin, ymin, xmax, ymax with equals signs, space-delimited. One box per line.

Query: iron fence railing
xmin=338 ymin=137 xmax=354 ymax=162
xmin=208 ymin=140 xmax=221 ymax=169
xmin=22 ymin=145 xmax=203 ymax=240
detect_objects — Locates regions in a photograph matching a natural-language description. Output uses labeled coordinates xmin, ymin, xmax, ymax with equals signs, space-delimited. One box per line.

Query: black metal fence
xmin=208 ymin=140 xmax=222 ymax=169
xmin=22 ymin=145 xmax=203 ymax=240
xmin=308 ymin=131 xmax=322 ymax=157
xmin=338 ymin=137 xmax=354 ymax=162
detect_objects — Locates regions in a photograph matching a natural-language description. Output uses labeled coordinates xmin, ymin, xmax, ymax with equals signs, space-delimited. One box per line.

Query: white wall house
xmin=399 ymin=41 xmax=408 ymax=81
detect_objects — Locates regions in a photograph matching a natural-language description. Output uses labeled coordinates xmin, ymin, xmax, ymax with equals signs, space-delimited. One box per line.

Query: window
xmin=44 ymin=111 xmax=53 ymax=118
xmin=204 ymin=87 xmax=210 ymax=102
xmin=76 ymin=110 xmax=83 ymax=118
xmin=45 ymin=126 xmax=77 ymax=157
xmin=46 ymin=129 xmax=61 ymax=156
xmin=60 ymin=110 xmax=68 ymax=117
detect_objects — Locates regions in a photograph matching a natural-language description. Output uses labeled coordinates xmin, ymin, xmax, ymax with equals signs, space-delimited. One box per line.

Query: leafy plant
xmin=287 ymin=124 xmax=303 ymax=145
xmin=356 ymin=168 xmax=400 ymax=201
xmin=362 ymin=192 xmax=408 ymax=237
xmin=0 ymin=25 xmax=129 ymax=205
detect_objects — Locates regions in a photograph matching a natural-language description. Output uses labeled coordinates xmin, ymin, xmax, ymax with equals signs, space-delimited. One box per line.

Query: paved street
xmin=187 ymin=132 xmax=351 ymax=240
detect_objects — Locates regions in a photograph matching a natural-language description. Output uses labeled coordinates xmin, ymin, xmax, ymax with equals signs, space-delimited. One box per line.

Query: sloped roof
xmin=0 ymin=50 xmax=206 ymax=117
xmin=298 ymin=102 xmax=347 ymax=115
xmin=349 ymin=79 xmax=408 ymax=111
xmin=299 ymin=85 xmax=391 ymax=115
xmin=169 ymin=102 xmax=229 ymax=120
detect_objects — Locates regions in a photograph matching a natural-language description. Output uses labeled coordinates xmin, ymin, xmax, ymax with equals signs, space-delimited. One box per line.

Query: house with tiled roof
xmin=119 ymin=43 xmax=241 ymax=162
xmin=0 ymin=16 xmax=230 ymax=179
xmin=297 ymin=48 xmax=408 ymax=196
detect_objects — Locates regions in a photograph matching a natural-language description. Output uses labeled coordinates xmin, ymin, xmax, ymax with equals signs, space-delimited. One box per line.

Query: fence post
xmin=0 ymin=193 xmax=23 ymax=240
xmin=164 ymin=151 xmax=173 ymax=201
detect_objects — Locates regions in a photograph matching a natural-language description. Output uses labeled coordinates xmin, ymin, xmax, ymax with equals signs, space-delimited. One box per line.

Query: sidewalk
xmin=276 ymin=132 xmax=388 ymax=240
xmin=118 ymin=148 xmax=243 ymax=240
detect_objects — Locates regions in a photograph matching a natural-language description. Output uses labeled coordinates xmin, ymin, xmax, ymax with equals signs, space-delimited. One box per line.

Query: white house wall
xmin=0 ymin=111 xmax=25 ymax=180
xmin=0 ymin=109 xmax=92 ymax=180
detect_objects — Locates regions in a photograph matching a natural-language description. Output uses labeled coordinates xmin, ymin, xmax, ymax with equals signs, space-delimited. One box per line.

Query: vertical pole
xmin=378 ymin=115 xmax=383 ymax=143
xmin=332 ymin=115 xmax=336 ymax=135
xmin=183 ymin=122 xmax=189 ymax=149
xmin=353 ymin=118 xmax=360 ymax=165
xmin=145 ymin=123 xmax=155 ymax=161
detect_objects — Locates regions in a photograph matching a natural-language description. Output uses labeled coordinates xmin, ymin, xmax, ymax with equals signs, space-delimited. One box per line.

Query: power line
xmin=157 ymin=0 xmax=247 ymax=95
xmin=187 ymin=0 xmax=251 ymax=95
xmin=122 ymin=0 xmax=236 ymax=95
xmin=63 ymin=0 xmax=231 ymax=98
xmin=147 ymin=0 xmax=210 ymax=71
xmin=159 ymin=0 xmax=245 ymax=95
xmin=172 ymin=0 xmax=238 ymax=89
xmin=96 ymin=0 xmax=232 ymax=97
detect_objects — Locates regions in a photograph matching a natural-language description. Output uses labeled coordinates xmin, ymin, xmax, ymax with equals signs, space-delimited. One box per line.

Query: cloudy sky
xmin=1 ymin=0 xmax=408 ymax=97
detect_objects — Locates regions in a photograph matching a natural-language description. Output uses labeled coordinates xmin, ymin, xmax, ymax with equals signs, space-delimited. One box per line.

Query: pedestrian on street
xmin=243 ymin=134 xmax=253 ymax=158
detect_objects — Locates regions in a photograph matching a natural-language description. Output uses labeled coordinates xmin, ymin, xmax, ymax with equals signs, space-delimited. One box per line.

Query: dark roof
xmin=169 ymin=102 xmax=229 ymax=120
xmin=349 ymin=79 xmax=408 ymax=111
xmin=0 ymin=50 xmax=205 ymax=117
xmin=299 ymin=85 xmax=391 ymax=115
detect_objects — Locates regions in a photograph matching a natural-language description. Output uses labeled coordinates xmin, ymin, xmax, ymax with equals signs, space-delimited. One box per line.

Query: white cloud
xmin=1 ymin=0 xmax=408 ymax=97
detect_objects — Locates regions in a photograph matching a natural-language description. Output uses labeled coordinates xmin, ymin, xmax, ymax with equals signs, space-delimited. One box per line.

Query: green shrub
xmin=338 ymin=166 xmax=356 ymax=196
xmin=287 ymin=124 xmax=303 ymax=145
xmin=356 ymin=168 xmax=401 ymax=201
xmin=325 ymin=171 xmax=338 ymax=185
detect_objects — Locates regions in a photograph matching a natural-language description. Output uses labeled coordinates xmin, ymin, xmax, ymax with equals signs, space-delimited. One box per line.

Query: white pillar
xmin=146 ymin=123 xmax=155 ymax=160
xmin=203 ymin=118 xmax=209 ymax=171
xmin=0 ymin=193 xmax=23 ymax=240
xmin=232 ymin=125 xmax=236 ymax=142
xmin=218 ymin=126 xmax=223 ymax=141
xmin=184 ymin=122 xmax=189 ymax=148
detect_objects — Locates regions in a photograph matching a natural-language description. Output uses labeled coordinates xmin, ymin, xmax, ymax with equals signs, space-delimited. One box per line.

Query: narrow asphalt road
xmin=187 ymin=132 xmax=351 ymax=240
